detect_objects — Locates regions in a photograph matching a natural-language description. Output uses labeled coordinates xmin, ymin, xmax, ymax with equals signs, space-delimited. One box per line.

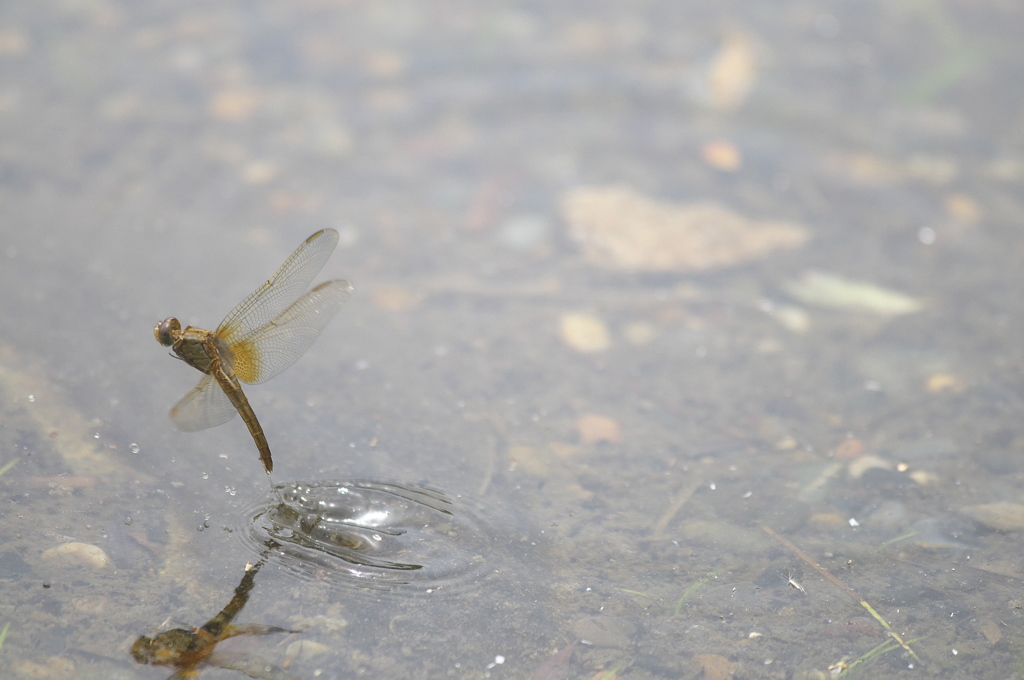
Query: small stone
xmin=961 ymin=502 xmax=1024 ymax=532
xmin=548 ymin=442 xmax=578 ymax=459
xmin=622 ymin=321 xmax=659 ymax=346
xmin=570 ymin=616 xmax=636 ymax=648
xmin=507 ymin=445 xmax=551 ymax=478
xmin=363 ymin=49 xmax=407 ymax=78
xmin=791 ymin=671 xmax=829 ymax=680
xmin=0 ymin=30 xmax=31 ymax=55
xmin=847 ymin=454 xmax=892 ymax=479
xmin=209 ymin=88 xmax=262 ymax=121
xmin=689 ymin=653 xmax=734 ymax=680
xmin=978 ymin=620 xmax=1002 ymax=644
xmin=559 ymin=312 xmax=610 ymax=353
xmin=773 ymin=305 xmax=811 ymax=333
xmin=284 ymin=640 xmax=331 ymax=667
xmin=833 ymin=438 xmax=865 ymax=460
xmin=577 ymin=414 xmax=621 ymax=444
xmin=372 ymin=284 xmax=424 ymax=312
xmin=241 ymin=160 xmax=279 ymax=184
xmin=926 ymin=373 xmax=964 ymax=393
xmin=944 ymin=193 xmax=982 ymax=223
xmin=704 ymin=30 xmax=757 ymax=111
xmin=40 ymin=542 xmax=112 ymax=569
xmin=701 ymin=140 xmax=742 ymax=171
xmin=908 ymin=470 xmax=939 ymax=485
xmin=774 ymin=435 xmax=798 ymax=450
xmin=11 ymin=656 xmax=76 ymax=679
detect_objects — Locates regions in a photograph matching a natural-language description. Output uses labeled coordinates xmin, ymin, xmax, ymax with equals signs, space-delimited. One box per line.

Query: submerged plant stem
xmin=761 ymin=525 xmax=921 ymax=664
xmin=0 ymin=459 xmax=18 ymax=478
xmin=838 ymin=637 xmax=924 ymax=678
xmin=878 ymin=530 xmax=917 ymax=549
xmin=674 ymin=571 xmax=718 ymax=615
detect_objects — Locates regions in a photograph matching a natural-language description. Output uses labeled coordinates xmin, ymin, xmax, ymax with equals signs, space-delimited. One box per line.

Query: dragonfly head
xmin=154 ymin=317 xmax=182 ymax=346
xmin=130 ymin=628 xmax=196 ymax=665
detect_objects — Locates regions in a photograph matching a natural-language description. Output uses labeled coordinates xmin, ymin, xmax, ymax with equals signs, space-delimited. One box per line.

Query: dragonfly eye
xmin=154 ymin=318 xmax=181 ymax=346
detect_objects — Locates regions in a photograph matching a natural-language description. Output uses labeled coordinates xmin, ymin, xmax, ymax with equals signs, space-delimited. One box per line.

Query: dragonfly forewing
xmin=217 ymin=229 xmax=341 ymax=347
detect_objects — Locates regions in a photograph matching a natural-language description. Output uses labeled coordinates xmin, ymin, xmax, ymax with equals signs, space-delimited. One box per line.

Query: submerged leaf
xmin=785 ymin=271 xmax=923 ymax=315
xmin=529 ymin=640 xmax=579 ymax=680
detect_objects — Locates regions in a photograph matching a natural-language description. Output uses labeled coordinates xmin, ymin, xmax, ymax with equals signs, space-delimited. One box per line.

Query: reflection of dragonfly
xmin=155 ymin=229 xmax=352 ymax=473
xmin=131 ymin=559 xmax=299 ymax=679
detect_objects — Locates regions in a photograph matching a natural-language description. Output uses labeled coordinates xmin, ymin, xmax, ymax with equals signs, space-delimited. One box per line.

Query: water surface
xmin=1 ymin=1 xmax=1023 ymax=678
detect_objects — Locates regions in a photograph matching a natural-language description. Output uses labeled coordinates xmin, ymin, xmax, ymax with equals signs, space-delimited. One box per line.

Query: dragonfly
xmin=154 ymin=229 xmax=352 ymax=473
xmin=130 ymin=559 xmax=300 ymax=679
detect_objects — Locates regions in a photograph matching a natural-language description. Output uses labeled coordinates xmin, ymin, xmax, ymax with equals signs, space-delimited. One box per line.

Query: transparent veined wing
xmin=165 ymin=671 xmax=195 ymax=680
xmin=231 ymin=279 xmax=353 ymax=385
xmin=216 ymin=229 xmax=340 ymax=347
xmin=170 ymin=373 xmax=238 ymax=432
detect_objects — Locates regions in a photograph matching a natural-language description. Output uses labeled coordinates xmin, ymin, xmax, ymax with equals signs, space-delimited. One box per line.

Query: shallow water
xmin=240 ymin=479 xmax=493 ymax=593
xmin=1 ymin=1 xmax=1024 ymax=679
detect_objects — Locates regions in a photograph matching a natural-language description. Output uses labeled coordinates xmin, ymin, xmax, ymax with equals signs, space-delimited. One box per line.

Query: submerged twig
xmin=652 ymin=481 xmax=701 ymax=539
xmin=760 ymin=525 xmax=921 ymax=664
xmin=464 ymin=413 xmax=505 ymax=496
xmin=0 ymin=621 xmax=9 ymax=649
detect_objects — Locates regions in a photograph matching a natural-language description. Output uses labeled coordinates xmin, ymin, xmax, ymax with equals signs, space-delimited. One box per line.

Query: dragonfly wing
xmin=166 ymin=671 xmax=200 ymax=680
xmin=217 ymin=229 xmax=341 ymax=346
xmin=170 ymin=373 xmax=238 ymax=432
xmin=207 ymin=652 xmax=300 ymax=680
xmin=233 ymin=279 xmax=352 ymax=384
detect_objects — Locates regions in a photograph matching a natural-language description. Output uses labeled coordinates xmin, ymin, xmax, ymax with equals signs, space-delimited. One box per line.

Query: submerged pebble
xmin=559 ymin=312 xmax=611 ymax=353
xmin=571 ymin=616 xmax=636 ymax=648
xmin=40 ymin=542 xmax=112 ymax=569
xmin=11 ymin=656 xmax=76 ymax=679
xmin=284 ymin=639 xmax=331 ymax=666
xmin=622 ymin=321 xmax=659 ymax=346
xmin=961 ymin=502 xmax=1024 ymax=531
xmin=577 ymin=414 xmax=621 ymax=444
xmin=689 ymin=653 xmax=734 ymax=680
xmin=847 ymin=454 xmax=892 ymax=479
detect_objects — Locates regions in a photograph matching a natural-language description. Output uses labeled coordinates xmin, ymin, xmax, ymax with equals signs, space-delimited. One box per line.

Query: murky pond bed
xmin=2 ymin=0 xmax=1024 ymax=678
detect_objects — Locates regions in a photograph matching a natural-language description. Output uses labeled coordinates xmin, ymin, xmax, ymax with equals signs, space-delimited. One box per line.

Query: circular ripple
xmin=237 ymin=479 xmax=492 ymax=594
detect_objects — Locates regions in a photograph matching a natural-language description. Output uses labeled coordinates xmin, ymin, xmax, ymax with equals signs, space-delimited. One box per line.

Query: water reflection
xmin=131 ymin=559 xmax=298 ymax=680
xmin=239 ymin=480 xmax=492 ymax=594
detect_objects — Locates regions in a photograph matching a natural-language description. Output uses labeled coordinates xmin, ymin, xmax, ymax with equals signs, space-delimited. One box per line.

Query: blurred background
xmin=1 ymin=1 xmax=1023 ymax=678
